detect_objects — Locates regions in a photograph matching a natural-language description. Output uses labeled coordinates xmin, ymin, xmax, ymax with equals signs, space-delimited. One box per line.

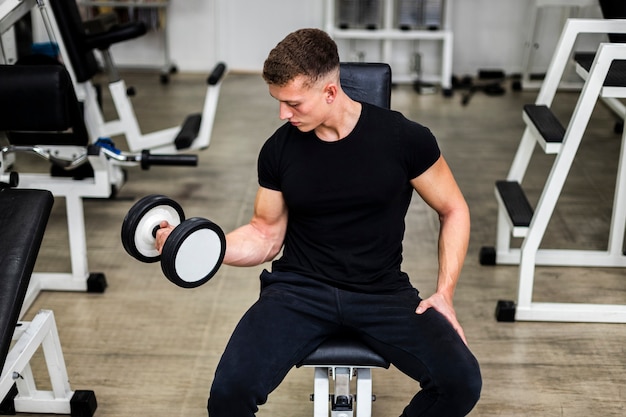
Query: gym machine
xmin=47 ymin=0 xmax=227 ymax=154
xmin=0 ymin=63 xmax=197 ymax=316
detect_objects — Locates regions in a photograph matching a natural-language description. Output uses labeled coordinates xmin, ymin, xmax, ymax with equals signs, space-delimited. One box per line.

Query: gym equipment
xmin=0 ymin=188 xmax=97 ymax=417
xmin=0 ymin=63 xmax=197 ymax=314
xmin=121 ymin=195 xmax=226 ymax=288
xmin=480 ymin=6 xmax=626 ymax=323
xmin=46 ymin=0 xmax=227 ymax=154
xmin=458 ymin=69 xmax=506 ymax=106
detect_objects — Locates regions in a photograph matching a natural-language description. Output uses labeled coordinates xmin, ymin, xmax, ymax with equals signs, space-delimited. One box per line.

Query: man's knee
xmin=443 ymin=357 xmax=482 ymax=414
xmin=208 ymin=374 xmax=264 ymax=417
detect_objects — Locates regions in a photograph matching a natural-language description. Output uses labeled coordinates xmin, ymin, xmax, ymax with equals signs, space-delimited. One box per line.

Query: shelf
xmin=325 ymin=0 xmax=453 ymax=91
xmin=79 ymin=1 xmax=168 ymax=8
xmin=332 ymin=28 xmax=451 ymax=41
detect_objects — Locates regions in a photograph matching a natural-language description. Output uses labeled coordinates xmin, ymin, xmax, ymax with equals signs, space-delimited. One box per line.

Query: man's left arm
xmin=410 ymin=155 xmax=471 ymax=345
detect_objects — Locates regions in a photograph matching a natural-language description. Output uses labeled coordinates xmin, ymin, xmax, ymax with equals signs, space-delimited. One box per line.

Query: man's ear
xmin=324 ymin=83 xmax=338 ymax=104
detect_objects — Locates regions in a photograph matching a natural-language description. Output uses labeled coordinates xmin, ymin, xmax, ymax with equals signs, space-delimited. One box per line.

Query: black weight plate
xmin=121 ymin=194 xmax=185 ymax=263
xmin=160 ymin=217 xmax=226 ymax=288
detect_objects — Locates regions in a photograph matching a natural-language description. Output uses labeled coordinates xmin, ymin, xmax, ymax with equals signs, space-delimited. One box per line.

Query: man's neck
xmin=315 ymin=97 xmax=362 ymax=142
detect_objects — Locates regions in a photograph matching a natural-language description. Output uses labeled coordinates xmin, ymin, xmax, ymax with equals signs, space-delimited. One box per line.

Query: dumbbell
xmin=121 ymin=194 xmax=226 ymax=288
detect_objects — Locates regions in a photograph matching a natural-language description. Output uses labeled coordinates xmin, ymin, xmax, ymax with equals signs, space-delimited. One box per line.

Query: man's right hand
xmin=155 ymin=221 xmax=176 ymax=254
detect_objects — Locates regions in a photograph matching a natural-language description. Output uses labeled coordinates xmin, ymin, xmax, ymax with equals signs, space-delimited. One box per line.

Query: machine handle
xmin=140 ymin=150 xmax=198 ymax=170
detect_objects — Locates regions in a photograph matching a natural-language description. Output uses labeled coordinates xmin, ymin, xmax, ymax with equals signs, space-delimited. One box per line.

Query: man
xmin=157 ymin=28 xmax=481 ymax=417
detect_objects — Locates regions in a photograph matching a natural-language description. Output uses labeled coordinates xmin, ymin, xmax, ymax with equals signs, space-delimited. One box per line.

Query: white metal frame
xmin=0 ymin=150 xmax=114 ymax=318
xmin=493 ymin=18 xmax=626 ymax=323
xmin=303 ymin=364 xmax=380 ymax=417
xmin=79 ymin=72 xmax=224 ymax=154
xmin=1 ymin=310 xmax=76 ymax=414
xmin=41 ymin=0 xmax=225 ymax=154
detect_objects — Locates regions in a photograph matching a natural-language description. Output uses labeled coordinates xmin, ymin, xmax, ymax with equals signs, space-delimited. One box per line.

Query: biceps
xmin=251 ymin=187 xmax=288 ymax=242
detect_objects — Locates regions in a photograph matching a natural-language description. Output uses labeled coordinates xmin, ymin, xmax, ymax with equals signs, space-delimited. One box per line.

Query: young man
xmin=157 ymin=28 xmax=481 ymax=417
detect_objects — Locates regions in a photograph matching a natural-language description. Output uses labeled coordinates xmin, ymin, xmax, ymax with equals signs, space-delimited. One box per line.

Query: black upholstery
xmin=599 ymin=0 xmax=626 ymax=43
xmin=340 ymin=62 xmax=392 ymax=109
xmin=299 ymin=62 xmax=392 ymax=370
xmin=298 ymin=334 xmax=390 ymax=368
xmin=573 ymin=0 xmax=626 ymax=87
xmin=0 ymin=65 xmax=89 ymax=146
xmin=48 ymin=0 xmax=147 ymax=82
xmin=0 ymin=189 xmax=54 ymax=372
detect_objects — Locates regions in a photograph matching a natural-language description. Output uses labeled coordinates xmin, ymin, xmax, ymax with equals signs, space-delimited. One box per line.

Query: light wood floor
xmin=12 ymin=70 xmax=626 ymax=416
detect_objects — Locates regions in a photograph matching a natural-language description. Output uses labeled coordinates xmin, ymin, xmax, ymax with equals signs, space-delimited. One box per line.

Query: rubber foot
xmin=495 ymin=300 xmax=516 ymax=322
xmin=87 ymin=273 xmax=108 ymax=293
xmin=70 ymin=390 xmax=97 ymax=417
xmin=479 ymin=246 xmax=496 ymax=265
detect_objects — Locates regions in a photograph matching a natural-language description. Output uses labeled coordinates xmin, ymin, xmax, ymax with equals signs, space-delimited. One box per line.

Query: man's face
xmin=268 ymin=75 xmax=331 ymax=133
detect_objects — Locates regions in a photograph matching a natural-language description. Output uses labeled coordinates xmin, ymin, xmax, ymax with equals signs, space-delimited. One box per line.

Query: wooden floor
xmin=11 ymin=70 xmax=626 ymax=416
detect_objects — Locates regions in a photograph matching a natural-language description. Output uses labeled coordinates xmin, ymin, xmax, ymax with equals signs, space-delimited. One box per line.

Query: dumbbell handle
xmin=140 ymin=150 xmax=198 ymax=170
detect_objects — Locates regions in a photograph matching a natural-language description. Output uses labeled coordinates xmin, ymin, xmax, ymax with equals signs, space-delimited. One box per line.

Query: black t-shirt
xmin=258 ymin=102 xmax=441 ymax=293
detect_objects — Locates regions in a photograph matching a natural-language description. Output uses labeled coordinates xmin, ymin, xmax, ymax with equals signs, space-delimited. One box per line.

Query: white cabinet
xmin=325 ymin=0 xmax=453 ymax=93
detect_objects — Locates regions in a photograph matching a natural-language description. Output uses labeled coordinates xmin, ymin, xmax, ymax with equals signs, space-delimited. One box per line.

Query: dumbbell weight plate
xmin=160 ymin=217 xmax=226 ymax=288
xmin=121 ymin=194 xmax=185 ymax=263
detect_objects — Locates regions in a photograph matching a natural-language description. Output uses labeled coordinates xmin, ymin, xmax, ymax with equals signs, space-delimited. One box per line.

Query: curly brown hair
xmin=262 ymin=28 xmax=339 ymax=87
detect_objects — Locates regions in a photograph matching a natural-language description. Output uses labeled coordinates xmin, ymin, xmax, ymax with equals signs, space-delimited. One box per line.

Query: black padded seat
xmin=49 ymin=0 xmax=147 ymax=82
xmin=298 ymin=334 xmax=390 ymax=369
xmin=0 ymin=64 xmax=89 ymax=146
xmin=0 ymin=189 xmax=54 ymax=372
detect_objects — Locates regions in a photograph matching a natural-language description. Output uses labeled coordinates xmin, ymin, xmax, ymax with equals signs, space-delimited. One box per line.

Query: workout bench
xmin=0 ymin=188 xmax=96 ymax=416
xmin=296 ymin=62 xmax=392 ymax=417
xmin=481 ymin=1 xmax=626 ymax=323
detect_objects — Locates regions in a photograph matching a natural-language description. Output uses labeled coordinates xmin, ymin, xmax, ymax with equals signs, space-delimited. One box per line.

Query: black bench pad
xmin=298 ymin=334 xmax=390 ymax=369
xmin=0 ymin=189 xmax=54 ymax=372
xmin=574 ymin=52 xmax=626 ymax=87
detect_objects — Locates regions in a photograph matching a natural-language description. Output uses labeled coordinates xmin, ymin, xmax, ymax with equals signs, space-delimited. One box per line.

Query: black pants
xmin=208 ymin=270 xmax=481 ymax=416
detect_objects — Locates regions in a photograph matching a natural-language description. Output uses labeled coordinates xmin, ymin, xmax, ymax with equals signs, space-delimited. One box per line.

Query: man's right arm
xmin=222 ymin=186 xmax=288 ymax=267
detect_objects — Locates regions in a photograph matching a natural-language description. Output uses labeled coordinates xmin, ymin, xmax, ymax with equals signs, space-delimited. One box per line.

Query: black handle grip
xmin=207 ymin=62 xmax=227 ymax=85
xmin=140 ymin=150 xmax=198 ymax=170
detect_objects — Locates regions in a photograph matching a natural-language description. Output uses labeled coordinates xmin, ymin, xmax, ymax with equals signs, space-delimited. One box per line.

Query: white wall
xmin=109 ymin=0 xmax=605 ymax=79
